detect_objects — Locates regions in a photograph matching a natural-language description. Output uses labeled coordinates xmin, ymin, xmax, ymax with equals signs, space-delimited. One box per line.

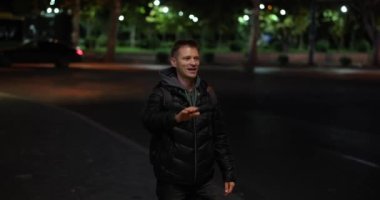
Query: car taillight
xmin=76 ymin=48 xmax=84 ymax=56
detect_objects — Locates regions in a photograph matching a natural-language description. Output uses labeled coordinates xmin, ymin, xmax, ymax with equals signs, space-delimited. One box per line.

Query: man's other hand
xmin=224 ymin=181 xmax=235 ymax=196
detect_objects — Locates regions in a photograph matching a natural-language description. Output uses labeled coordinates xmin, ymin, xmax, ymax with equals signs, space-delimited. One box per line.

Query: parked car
xmin=0 ymin=40 xmax=84 ymax=69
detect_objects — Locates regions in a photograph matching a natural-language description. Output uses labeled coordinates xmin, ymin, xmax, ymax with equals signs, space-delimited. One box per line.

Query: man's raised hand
xmin=175 ymin=106 xmax=200 ymax=122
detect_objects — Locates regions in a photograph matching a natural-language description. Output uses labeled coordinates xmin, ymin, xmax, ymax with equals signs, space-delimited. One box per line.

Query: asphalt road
xmin=1 ymin=63 xmax=380 ymax=200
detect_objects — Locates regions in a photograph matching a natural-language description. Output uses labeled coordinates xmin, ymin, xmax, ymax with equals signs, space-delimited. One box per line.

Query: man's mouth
xmin=188 ymin=68 xmax=197 ymax=72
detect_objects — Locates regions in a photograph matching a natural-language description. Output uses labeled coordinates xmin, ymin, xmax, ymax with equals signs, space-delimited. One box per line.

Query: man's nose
xmin=190 ymin=58 xmax=198 ymax=65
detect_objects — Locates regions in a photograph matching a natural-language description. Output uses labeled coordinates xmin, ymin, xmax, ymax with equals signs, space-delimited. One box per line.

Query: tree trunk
xmin=71 ymin=0 xmax=80 ymax=47
xmin=129 ymin=25 xmax=136 ymax=47
xmin=308 ymin=0 xmax=317 ymax=66
xmin=298 ymin=34 xmax=304 ymax=50
xmin=246 ymin=0 xmax=260 ymax=70
xmin=358 ymin=1 xmax=380 ymax=66
xmin=105 ymin=0 xmax=121 ymax=62
xmin=373 ymin=31 xmax=380 ymax=66
xmin=217 ymin=30 xmax=223 ymax=49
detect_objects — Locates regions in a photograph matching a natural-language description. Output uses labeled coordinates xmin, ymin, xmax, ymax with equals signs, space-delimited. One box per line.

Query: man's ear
xmin=170 ymin=57 xmax=177 ymax=67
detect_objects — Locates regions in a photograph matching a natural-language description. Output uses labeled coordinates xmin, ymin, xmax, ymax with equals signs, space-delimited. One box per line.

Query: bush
xmin=203 ymin=39 xmax=217 ymax=49
xmin=84 ymin=36 xmax=97 ymax=50
xmin=202 ymin=52 xmax=215 ymax=64
xmin=339 ymin=56 xmax=352 ymax=67
xmin=138 ymin=38 xmax=160 ymax=49
xmin=271 ymin=40 xmax=284 ymax=52
xmin=229 ymin=41 xmax=243 ymax=52
xmin=354 ymin=39 xmax=371 ymax=52
xmin=96 ymin=34 xmax=108 ymax=47
xmin=316 ymin=39 xmax=330 ymax=52
xmin=155 ymin=52 xmax=169 ymax=64
xmin=277 ymin=54 xmax=289 ymax=66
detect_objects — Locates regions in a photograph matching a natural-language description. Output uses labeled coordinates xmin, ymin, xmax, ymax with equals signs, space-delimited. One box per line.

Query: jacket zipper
xmin=184 ymin=88 xmax=198 ymax=184
xmin=193 ymin=117 xmax=197 ymax=184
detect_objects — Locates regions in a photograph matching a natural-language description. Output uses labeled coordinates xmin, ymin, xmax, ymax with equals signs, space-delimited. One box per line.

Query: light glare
xmin=341 ymin=5 xmax=348 ymax=13
xmin=162 ymin=6 xmax=169 ymax=13
xmin=153 ymin=0 xmax=160 ymax=6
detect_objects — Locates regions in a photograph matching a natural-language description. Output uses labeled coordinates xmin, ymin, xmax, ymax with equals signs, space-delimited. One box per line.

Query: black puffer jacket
xmin=142 ymin=67 xmax=235 ymax=185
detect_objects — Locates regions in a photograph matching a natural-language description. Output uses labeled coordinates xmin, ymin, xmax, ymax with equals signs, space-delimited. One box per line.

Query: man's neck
xmin=177 ymin=75 xmax=195 ymax=91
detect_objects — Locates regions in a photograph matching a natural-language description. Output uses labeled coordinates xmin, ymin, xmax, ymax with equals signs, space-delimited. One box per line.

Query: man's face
xmin=170 ymin=45 xmax=200 ymax=80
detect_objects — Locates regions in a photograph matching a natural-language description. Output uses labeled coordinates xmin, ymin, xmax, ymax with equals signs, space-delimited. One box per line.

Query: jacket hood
xmin=159 ymin=67 xmax=201 ymax=90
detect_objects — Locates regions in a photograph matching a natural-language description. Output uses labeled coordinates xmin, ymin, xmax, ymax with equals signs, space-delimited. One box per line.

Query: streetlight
xmin=189 ymin=14 xmax=198 ymax=23
xmin=54 ymin=8 xmax=59 ymax=14
xmin=46 ymin=7 xmax=52 ymax=13
xmin=153 ymin=0 xmax=160 ymax=6
xmin=178 ymin=11 xmax=184 ymax=16
xmin=280 ymin=9 xmax=286 ymax=16
xmin=243 ymin=15 xmax=250 ymax=21
xmin=340 ymin=5 xmax=348 ymax=13
xmin=259 ymin=4 xmax=265 ymax=10
xmin=118 ymin=15 xmax=125 ymax=21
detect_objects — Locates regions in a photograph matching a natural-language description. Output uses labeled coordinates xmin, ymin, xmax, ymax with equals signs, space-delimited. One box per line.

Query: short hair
xmin=170 ymin=39 xmax=200 ymax=57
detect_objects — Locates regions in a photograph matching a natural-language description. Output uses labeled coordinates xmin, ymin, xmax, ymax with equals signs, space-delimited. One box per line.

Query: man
xmin=142 ymin=39 xmax=236 ymax=200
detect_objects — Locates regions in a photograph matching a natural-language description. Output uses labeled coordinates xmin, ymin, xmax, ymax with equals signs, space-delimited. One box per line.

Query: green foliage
xmin=339 ymin=56 xmax=352 ymax=67
xmin=277 ymin=54 xmax=289 ymax=66
xmin=322 ymin=9 xmax=347 ymax=49
xmin=137 ymin=37 xmax=160 ymax=49
xmin=97 ymin=34 xmax=108 ymax=47
xmin=204 ymin=41 xmax=217 ymax=49
xmin=259 ymin=7 xmax=309 ymax=52
xmin=146 ymin=5 xmax=196 ymax=37
xmin=316 ymin=40 xmax=330 ymax=52
xmin=354 ymin=39 xmax=371 ymax=52
xmin=291 ymin=9 xmax=310 ymax=36
xmin=84 ymin=36 xmax=97 ymax=50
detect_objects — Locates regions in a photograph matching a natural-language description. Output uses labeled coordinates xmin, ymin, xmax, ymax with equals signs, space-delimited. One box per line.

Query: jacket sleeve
xmin=213 ymin=101 xmax=237 ymax=182
xmin=142 ymin=87 xmax=178 ymax=135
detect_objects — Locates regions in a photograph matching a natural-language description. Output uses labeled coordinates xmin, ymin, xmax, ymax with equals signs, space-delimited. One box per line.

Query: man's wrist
xmin=174 ymin=113 xmax=181 ymax=123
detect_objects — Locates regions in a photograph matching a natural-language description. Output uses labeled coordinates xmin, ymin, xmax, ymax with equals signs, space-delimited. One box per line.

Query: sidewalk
xmin=0 ymin=93 xmax=243 ymax=200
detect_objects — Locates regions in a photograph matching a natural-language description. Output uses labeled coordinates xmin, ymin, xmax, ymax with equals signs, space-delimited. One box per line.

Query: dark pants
xmin=156 ymin=179 xmax=224 ymax=200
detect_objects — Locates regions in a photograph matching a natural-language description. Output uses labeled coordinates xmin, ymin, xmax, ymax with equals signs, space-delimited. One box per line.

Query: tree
xmin=103 ymin=0 xmax=120 ymax=62
xmin=80 ymin=3 xmax=102 ymax=50
xmin=349 ymin=0 xmax=380 ymax=66
xmin=247 ymin=0 xmax=260 ymax=68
